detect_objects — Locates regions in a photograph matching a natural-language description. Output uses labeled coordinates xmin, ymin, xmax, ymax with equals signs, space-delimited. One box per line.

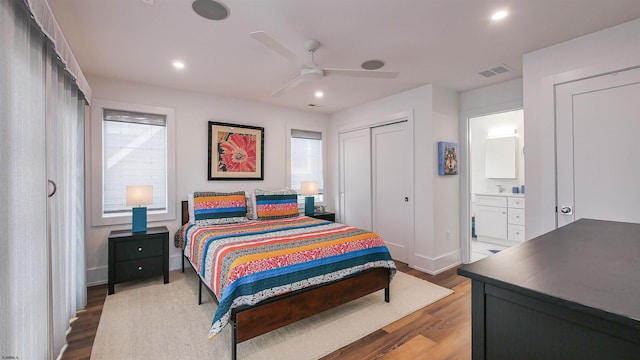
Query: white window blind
xmin=290 ymin=129 xmax=323 ymax=202
xmin=102 ymin=109 xmax=167 ymax=216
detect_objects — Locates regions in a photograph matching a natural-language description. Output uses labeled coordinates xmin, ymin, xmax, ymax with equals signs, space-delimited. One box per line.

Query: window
xmin=290 ymin=129 xmax=324 ymax=203
xmin=102 ymin=109 xmax=167 ymax=215
xmin=91 ymin=99 xmax=176 ymax=226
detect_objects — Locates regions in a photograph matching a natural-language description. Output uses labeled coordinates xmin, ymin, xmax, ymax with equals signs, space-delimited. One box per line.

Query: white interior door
xmin=371 ymin=121 xmax=413 ymax=263
xmin=556 ymin=67 xmax=640 ymax=227
xmin=338 ymin=128 xmax=372 ymax=230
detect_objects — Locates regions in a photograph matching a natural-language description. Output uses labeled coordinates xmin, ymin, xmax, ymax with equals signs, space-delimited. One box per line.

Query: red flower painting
xmin=217 ymin=132 xmax=257 ymax=172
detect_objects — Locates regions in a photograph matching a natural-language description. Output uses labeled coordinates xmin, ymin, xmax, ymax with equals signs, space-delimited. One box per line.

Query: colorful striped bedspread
xmin=180 ymin=216 xmax=397 ymax=339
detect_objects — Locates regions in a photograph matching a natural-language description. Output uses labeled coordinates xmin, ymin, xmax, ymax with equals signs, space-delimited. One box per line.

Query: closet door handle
xmin=48 ymin=180 xmax=57 ymax=198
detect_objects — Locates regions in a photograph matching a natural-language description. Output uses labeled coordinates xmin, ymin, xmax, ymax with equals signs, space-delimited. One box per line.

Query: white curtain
xmin=47 ymin=45 xmax=86 ymax=357
xmin=1 ymin=0 xmax=87 ymax=358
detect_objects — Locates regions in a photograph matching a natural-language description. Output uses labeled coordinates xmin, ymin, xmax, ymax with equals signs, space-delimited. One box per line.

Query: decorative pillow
xmin=245 ymin=190 xmax=257 ymax=220
xmin=188 ymin=192 xmax=195 ymax=224
xmin=254 ymin=189 xmax=299 ymax=220
xmin=193 ymin=191 xmax=248 ymax=225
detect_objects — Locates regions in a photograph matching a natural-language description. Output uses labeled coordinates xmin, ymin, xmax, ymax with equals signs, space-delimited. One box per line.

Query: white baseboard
xmin=410 ymin=250 xmax=461 ymax=275
xmin=86 ymin=266 xmax=107 ymax=286
xmin=86 ymin=254 xmax=187 ymax=287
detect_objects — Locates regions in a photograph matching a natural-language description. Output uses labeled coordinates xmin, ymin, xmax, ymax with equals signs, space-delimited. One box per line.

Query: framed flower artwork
xmin=208 ymin=121 xmax=264 ymax=180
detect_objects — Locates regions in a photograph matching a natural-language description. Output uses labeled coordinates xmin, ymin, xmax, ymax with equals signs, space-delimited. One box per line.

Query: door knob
xmin=560 ymin=206 xmax=573 ymax=215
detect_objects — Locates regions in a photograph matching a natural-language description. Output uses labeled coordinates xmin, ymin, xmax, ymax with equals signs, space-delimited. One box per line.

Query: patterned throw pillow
xmin=193 ymin=191 xmax=248 ymax=225
xmin=245 ymin=190 xmax=256 ymax=220
xmin=254 ymin=188 xmax=299 ymax=220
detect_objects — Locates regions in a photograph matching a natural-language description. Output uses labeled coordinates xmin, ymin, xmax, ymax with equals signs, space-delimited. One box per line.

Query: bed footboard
xmin=230 ymin=267 xmax=391 ymax=359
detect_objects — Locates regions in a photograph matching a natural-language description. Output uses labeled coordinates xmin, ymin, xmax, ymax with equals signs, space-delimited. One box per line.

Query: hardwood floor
xmin=61 ymin=284 xmax=108 ymax=360
xmin=61 ymin=262 xmax=471 ymax=359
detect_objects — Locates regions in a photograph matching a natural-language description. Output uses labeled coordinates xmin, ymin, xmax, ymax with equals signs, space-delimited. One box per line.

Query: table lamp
xmin=126 ymin=185 xmax=153 ymax=233
xmin=301 ymin=181 xmax=318 ymax=216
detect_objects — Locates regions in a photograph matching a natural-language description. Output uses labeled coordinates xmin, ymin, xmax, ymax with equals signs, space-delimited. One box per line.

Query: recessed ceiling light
xmin=172 ymin=60 xmax=185 ymax=69
xmin=361 ymin=59 xmax=385 ymax=70
xmin=315 ymin=91 xmax=324 ymax=98
xmin=192 ymin=0 xmax=230 ymax=21
xmin=491 ymin=10 xmax=508 ymax=21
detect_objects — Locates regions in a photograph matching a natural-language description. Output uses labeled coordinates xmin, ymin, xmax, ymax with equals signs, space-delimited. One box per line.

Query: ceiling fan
xmin=250 ymin=30 xmax=399 ymax=97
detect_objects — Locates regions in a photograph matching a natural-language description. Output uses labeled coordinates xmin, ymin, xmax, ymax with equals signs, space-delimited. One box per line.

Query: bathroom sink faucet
xmin=496 ymin=185 xmax=505 ymax=193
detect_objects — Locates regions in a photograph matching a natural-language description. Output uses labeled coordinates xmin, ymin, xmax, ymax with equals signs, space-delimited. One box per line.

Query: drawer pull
xmin=138 ymin=266 xmax=143 ymax=271
xmin=138 ymin=247 xmax=143 ymax=252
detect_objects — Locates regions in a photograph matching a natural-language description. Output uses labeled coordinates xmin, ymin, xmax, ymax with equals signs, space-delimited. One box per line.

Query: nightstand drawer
xmin=115 ymin=237 xmax=164 ymax=261
xmin=114 ymin=256 xmax=163 ymax=283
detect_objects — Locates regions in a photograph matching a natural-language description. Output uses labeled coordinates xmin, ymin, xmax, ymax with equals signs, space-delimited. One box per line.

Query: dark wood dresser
xmin=108 ymin=226 xmax=169 ymax=295
xmin=458 ymin=219 xmax=640 ymax=359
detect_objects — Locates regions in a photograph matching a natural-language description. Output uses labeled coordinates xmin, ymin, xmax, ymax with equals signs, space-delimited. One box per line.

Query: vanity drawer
xmin=476 ymin=195 xmax=507 ymax=207
xmin=508 ymin=197 xmax=525 ymax=209
xmin=508 ymin=224 xmax=525 ymax=242
xmin=508 ymin=208 xmax=525 ymax=225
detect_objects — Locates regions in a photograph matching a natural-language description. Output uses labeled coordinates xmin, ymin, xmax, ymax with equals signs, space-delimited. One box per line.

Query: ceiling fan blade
xmin=272 ymin=74 xmax=305 ymax=97
xmin=324 ymin=68 xmax=399 ymax=79
xmin=250 ymin=30 xmax=306 ymax=68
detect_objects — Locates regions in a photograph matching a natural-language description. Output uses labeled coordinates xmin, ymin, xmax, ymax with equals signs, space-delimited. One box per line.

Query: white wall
xmin=328 ymin=84 xmax=460 ymax=274
xmin=85 ymin=76 xmax=329 ymax=285
xmin=469 ymin=110 xmax=524 ymax=198
xmin=523 ymin=18 xmax=640 ymax=239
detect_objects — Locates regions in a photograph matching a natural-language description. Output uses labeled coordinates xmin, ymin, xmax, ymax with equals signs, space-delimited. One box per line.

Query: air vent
xmin=478 ymin=64 xmax=512 ymax=78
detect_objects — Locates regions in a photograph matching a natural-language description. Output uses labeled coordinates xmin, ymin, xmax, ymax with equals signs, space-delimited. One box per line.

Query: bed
xmin=175 ymin=198 xmax=396 ymax=360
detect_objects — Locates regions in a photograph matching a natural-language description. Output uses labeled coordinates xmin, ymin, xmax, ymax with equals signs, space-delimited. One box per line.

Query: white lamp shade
xmin=301 ymin=181 xmax=318 ymax=196
xmin=126 ymin=185 xmax=153 ymax=207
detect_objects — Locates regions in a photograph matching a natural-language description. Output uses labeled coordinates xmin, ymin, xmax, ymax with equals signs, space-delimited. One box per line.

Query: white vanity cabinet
xmin=475 ymin=194 xmax=525 ymax=246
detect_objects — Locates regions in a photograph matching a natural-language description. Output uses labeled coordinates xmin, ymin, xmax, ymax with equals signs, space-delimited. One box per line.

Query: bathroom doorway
xmin=467 ymin=109 xmax=524 ymax=262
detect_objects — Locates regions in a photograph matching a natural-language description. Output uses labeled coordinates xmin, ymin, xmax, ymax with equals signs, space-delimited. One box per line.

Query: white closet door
xmin=556 ymin=67 xmax=640 ymax=227
xmin=339 ymin=128 xmax=372 ymax=230
xmin=372 ymin=121 xmax=413 ymax=263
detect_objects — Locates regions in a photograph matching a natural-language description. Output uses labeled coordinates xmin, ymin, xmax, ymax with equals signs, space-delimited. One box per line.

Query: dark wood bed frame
xmin=180 ymin=201 xmax=391 ymax=360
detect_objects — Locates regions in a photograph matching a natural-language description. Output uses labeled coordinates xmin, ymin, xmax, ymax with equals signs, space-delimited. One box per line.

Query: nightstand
xmin=309 ymin=212 xmax=336 ymax=222
xmin=108 ymin=226 xmax=169 ymax=295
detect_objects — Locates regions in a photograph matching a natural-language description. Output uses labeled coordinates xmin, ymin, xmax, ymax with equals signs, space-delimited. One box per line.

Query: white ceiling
xmin=48 ymin=0 xmax=640 ymax=114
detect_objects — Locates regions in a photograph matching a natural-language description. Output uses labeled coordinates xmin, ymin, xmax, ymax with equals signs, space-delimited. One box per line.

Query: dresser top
xmin=109 ymin=226 xmax=169 ymax=239
xmin=459 ymin=219 xmax=640 ymax=327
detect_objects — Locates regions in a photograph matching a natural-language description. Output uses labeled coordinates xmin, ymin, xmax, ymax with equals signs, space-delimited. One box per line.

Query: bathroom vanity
xmin=474 ymin=193 xmax=525 ymax=246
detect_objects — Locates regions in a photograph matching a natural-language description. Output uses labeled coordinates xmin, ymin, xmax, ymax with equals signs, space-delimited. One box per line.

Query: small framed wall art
xmin=208 ymin=121 xmax=264 ymax=180
xmin=438 ymin=141 xmax=458 ymax=176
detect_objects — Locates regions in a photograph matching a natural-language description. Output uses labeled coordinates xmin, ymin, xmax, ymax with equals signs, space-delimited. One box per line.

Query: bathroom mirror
xmin=485 ymin=136 xmax=517 ymax=178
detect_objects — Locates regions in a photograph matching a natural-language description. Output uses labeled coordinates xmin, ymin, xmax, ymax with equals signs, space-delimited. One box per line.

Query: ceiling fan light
xmin=361 ymin=59 xmax=385 ymax=70
xmin=192 ymin=0 xmax=230 ymax=21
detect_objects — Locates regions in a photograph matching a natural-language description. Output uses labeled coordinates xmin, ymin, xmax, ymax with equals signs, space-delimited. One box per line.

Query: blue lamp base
xmin=132 ymin=207 xmax=147 ymax=233
xmin=304 ymin=196 xmax=315 ymax=216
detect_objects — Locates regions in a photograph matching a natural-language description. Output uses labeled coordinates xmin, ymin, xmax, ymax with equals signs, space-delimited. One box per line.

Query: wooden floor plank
xmin=382 ymin=335 xmax=438 ymax=360
xmin=61 ymin=262 xmax=471 ymax=359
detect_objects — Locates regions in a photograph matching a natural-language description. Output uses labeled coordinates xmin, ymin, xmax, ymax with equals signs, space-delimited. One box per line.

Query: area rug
xmin=91 ymin=269 xmax=453 ymax=360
